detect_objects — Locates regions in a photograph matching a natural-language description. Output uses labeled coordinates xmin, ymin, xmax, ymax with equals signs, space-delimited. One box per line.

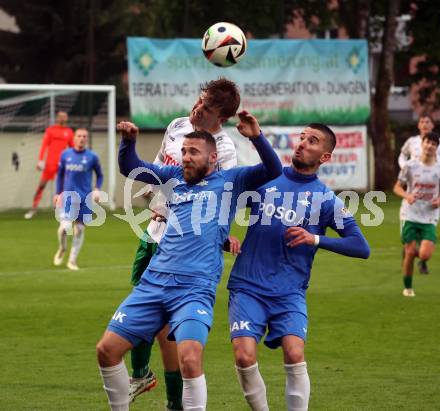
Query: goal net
xmin=0 ymin=84 xmax=116 ymax=211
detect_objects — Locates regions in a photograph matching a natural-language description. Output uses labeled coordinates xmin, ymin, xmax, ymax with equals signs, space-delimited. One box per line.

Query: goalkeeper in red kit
xmin=24 ymin=111 xmax=74 ymax=219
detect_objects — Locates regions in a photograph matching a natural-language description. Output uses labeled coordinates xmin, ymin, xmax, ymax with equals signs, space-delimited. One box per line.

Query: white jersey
xmin=398 ymin=159 xmax=440 ymax=225
xmin=398 ymin=135 xmax=440 ymax=169
xmin=398 ymin=135 xmax=440 ymax=220
xmin=147 ymin=117 xmax=237 ymax=242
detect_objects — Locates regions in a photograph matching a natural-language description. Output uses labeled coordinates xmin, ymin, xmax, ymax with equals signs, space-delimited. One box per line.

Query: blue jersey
xmin=56 ymin=148 xmax=103 ymax=200
xmin=119 ymin=135 xmax=282 ymax=283
xmin=227 ymin=166 xmax=370 ymax=297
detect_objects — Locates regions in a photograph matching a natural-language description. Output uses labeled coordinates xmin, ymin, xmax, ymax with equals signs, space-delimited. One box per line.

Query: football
xmin=202 ymin=22 xmax=247 ymax=67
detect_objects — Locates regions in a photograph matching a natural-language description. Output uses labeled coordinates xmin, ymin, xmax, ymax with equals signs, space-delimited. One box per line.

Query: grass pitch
xmin=1 ymin=195 xmax=439 ymax=410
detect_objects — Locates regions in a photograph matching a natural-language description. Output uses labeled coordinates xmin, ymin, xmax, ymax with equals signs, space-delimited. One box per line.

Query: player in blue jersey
xmin=128 ymin=78 xmax=241 ymax=410
xmin=96 ymin=111 xmax=282 ymax=411
xmin=53 ymin=128 xmax=103 ymax=270
xmin=228 ymin=124 xmax=370 ymax=411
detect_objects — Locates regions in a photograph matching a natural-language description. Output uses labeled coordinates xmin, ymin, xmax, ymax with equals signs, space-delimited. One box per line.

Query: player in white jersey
xmin=394 ymin=132 xmax=440 ymax=297
xmin=146 ymin=116 xmax=237 ymax=241
xmin=128 ymin=78 xmax=241 ymax=410
xmin=398 ymin=114 xmax=436 ymax=274
xmin=398 ymin=115 xmax=437 ymax=169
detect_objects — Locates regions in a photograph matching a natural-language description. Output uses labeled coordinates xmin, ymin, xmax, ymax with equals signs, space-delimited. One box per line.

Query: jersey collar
xmin=284 ymin=166 xmax=318 ymax=182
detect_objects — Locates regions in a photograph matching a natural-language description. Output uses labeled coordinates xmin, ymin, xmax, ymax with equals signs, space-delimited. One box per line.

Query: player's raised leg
xmin=281 ymin=335 xmax=310 ymax=411
xmin=96 ymin=331 xmax=133 ymax=411
xmin=232 ymin=337 xmax=268 ymax=411
xmin=98 ymin=275 xmax=167 ymax=410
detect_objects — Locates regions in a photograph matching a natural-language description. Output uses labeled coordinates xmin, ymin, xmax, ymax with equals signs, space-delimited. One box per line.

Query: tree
xmin=369 ymin=0 xmax=401 ymax=190
xmin=0 ymin=0 xmax=150 ymax=111
xmin=407 ymin=1 xmax=440 ymax=113
xmin=139 ymin=0 xmax=334 ymax=39
xmin=337 ymin=0 xmax=411 ymax=189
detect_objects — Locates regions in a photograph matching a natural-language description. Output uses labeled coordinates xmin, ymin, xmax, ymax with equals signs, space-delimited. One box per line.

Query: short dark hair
xmin=201 ymin=77 xmax=240 ymax=119
xmin=306 ymin=123 xmax=337 ymax=152
xmin=184 ymin=130 xmax=217 ymax=151
xmin=422 ymin=131 xmax=439 ymax=146
xmin=419 ymin=112 xmax=434 ymax=123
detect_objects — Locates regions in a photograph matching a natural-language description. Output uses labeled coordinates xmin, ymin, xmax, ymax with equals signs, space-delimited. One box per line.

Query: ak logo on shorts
xmin=230 ymin=321 xmax=250 ymax=332
xmin=112 ymin=311 xmax=127 ymax=324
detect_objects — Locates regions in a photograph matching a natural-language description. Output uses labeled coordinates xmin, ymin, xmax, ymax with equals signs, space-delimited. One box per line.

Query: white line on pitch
xmin=0 ymin=264 xmax=132 ymax=277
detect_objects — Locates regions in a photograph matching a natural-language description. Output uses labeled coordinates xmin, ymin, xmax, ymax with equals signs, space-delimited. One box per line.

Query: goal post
xmin=0 ymin=84 xmax=117 ymax=210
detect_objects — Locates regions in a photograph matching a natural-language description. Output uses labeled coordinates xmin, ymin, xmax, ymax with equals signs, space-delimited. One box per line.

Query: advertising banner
xmin=127 ymin=38 xmax=370 ymax=128
xmin=225 ymin=125 xmax=368 ymax=191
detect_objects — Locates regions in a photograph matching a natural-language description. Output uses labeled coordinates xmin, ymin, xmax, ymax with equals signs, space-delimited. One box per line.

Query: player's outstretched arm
xmin=117 ymin=121 xmax=139 ymax=141
xmin=236 ymin=110 xmax=261 ymax=139
xmin=235 ymin=110 xmax=282 ymax=184
xmin=117 ymin=121 xmax=177 ymax=184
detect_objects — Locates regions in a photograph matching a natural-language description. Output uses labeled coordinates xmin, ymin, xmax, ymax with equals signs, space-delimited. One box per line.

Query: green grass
xmin=1 ymin=195 xmax=439 ymax=410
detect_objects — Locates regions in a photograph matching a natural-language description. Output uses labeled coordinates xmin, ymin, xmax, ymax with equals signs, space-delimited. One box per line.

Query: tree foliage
xmin=0 ymin=0 xmax=151 ymax=111
xmin=0 ymin=0 xmax=334 ymax=86
xmin=141 ymin=0 xmax=335 ymax=39
xmin=0 ymin=0 xmax=145 ymax=83
xmin=8 ymin=1 xmax=436 ymax=188
xmin=0 ymin=0 xmax=334 ymax=113
xmin=407 ymin=0 xmax=440 ymax=112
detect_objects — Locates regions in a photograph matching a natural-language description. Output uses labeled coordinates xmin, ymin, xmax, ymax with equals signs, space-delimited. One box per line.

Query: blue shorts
xmin=107 ymin=270 xmax=217 ymax=346
xmin=59 ymin=198 xmax=93 ymax=225
xmin=228 ymin=289 xmax=308 ymax=349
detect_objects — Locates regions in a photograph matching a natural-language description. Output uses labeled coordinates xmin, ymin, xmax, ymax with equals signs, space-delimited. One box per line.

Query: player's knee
xmin=419 ymin=249 xmax=433 ymax=261
xmin=178 ymin=345 xmax=203 ymax=378
xmin=234 ymin=345 xmax=257 ymax=368
xmin=404 ymin=245 xmax=417 ymax=258
xmin=96 ymin=338 xmax=118 ymax=367
xmin=74 ymin=222 xmax=85 ymax=236
xmin=59 ymin=220 xmax=73 ymax=235
xmin=283 ymin=345 xmax=305 ymax=364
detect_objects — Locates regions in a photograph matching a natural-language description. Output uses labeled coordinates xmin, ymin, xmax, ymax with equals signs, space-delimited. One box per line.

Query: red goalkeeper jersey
xmin=38 ymin=125 xmax=74 ymax=167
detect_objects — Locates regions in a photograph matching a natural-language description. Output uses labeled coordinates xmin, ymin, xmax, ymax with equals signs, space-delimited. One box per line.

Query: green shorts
xmin=130 ymin=229 xmax=158 ymax=286
xmin=401 ymin=221 xmax=437 ymax=244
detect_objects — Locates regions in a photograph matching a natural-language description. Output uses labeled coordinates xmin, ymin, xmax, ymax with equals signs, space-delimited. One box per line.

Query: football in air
xmin=202 ymin=22 xmax=247 ymax=67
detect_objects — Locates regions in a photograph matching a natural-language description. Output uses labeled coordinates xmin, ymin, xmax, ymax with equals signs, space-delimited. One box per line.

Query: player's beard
xmin=183 ymin=162 xmax=209 ymax=184
xmin=292 ymin=156 xmax=319 ymax=172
